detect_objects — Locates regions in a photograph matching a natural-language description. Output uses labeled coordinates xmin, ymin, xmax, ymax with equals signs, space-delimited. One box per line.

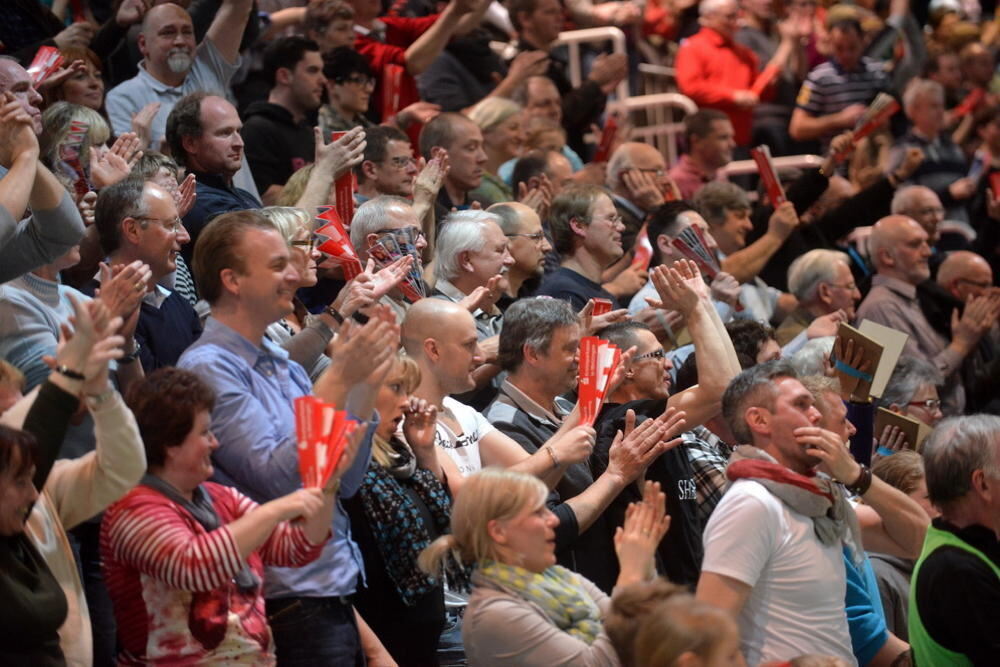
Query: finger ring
xmin=134 ymin=281 xmax=144 ymax=292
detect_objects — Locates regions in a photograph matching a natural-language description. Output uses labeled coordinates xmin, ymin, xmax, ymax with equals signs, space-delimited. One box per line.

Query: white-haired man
xmin=777 ymin=249 xmax=860 ymax=345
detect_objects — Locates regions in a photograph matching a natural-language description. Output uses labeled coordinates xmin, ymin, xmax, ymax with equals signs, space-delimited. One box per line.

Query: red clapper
xmin=294 ymin=396 xmax=358 ymax=488
xmin=578 ymin=337 xmax=622 ymax=426
xmin=314 ymin=206 xmax=363 ymax=279
xmin=329 ymin=131 xmax=356 ymax=227
xmin=750 ymin=145 xmax=786 ymax=206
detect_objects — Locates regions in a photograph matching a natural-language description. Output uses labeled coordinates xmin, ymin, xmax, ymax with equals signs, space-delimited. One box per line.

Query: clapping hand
xmin=615 ymin=480 xmax=671 ymax=585
xmin=90 ymin=133 xmax=143 ymax=189
xmin=651 ymin=259 xmax=709 ymax=316
xmin=607 ymin=407 xmax=687 ymax=485
xmin=313 ymin=126 xmax=366 ymax=179
xmin=578 ymin=298 xmax=629 ymax=335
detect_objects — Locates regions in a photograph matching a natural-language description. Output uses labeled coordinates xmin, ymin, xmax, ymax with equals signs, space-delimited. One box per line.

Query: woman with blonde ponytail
xmin=419 ymin=469 xmax=670 ymax=666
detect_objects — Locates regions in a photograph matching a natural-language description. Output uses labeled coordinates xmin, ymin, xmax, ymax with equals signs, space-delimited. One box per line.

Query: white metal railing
xmin=553 ymin=26 xmax=629 ymax=102
xmin=722 ymin=154 xmax=825 ymax=176
xmin=621 ymin=93 xmax=698 ymax=166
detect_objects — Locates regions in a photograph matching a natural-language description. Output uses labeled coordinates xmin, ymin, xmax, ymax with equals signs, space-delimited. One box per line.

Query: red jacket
xmin=354 ymin=15 xmax=438 ymax=122
xmin=676 ymin=27 xmax=769 ymax=146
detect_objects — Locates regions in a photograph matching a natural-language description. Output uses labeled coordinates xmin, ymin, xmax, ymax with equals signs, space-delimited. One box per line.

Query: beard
xmin=166 ymin=49 xmax=194 ymax=74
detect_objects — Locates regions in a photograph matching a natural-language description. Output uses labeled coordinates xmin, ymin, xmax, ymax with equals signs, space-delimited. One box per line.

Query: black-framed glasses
xmin=506 ymin=232 xmax=547 ymax=242
xmin=633 ymin=348 xmax=667 ymax=362
xmin=375 ymin=226 xmax=425 ymax=241
xmin=135 ymin=216 xmax=185 ymax=234
xmin=907 ymin=399 xmax=942 ymax=411
xmin=338 ymin=75 xmax=375 ymax=89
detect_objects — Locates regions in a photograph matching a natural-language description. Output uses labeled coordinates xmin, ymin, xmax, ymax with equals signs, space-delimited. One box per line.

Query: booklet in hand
xmin=578 ymin=336 xmax=622 ymax=427
xmin=294 ymin=396 xmax=359 ymax=489
xmin=874 ymin=407 xmax=932 ymax=454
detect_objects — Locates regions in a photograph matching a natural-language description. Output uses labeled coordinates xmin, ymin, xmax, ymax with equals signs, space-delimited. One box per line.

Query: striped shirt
xmin=100 ymin=482 xmax=324 ymax=665
xmin=796 ymin=57 xmax=890 ymax=143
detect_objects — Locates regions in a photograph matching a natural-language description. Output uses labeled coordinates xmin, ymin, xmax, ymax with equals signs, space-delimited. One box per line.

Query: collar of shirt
xmin=199 ymin=316 xmax=291 ymax=370
xmin=932 ymin=517 xmax=1000 ymax=563
xmin=136 ymin=61 xmax=184 ymax=94
xmin=612 ymin=193 xmax=646 ymax=221
xmin=872 ymin=274 xmax=918 ymax=301
xmin=142 ymin=283 xmax=171 ymax=309
xmin=435 ymin=279 xmax=501 ymax=319
xmin=674 ymin=154 xmax=713 ymax=184
xmin=191 ymin=170 xmax=239 ymax=192
xmin=498 ymin=378 xmax=568 ymax=426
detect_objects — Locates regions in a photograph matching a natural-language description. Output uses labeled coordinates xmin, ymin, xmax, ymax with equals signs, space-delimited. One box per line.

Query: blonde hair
xmin=606 ymin=579 xmax=686 ymax=667
xmin=418 ymin=468 xmax=548 ymax=574
xmin=633 ymin=595 xmax=738 ymax=666
xmin=277 ymin=164 xmax=315 ymax=206
xmin=372 ymin=355 xmax=422 ymax=469
xmin=39 ymin=102 xmax=110 ymax=181
xmin=260 ymin=206 xmax=314 ymax=244
xmin=467 ymin=97 xmax=523 ymax=134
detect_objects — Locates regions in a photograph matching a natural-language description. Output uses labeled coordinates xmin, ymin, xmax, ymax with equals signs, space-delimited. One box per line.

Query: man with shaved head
xmin=856 ymin=215 xmax=997 ymax=414
xmin=401 ymin=298 xmax=596 ymax=483
xmin=106 ymin=0 xmax=253 ymax=150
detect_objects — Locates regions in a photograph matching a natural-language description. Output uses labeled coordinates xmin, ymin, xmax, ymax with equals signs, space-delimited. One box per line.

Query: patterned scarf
xmin=475 ymin=560 xmax=603 ymax=644
xmin=725 ymin=446 xmax=865 ymax=566
xmin=359 ymin=436 xmax=468 ymax=605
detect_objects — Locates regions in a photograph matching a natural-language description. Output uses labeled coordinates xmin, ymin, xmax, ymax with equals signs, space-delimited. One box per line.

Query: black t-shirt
xmin=535 ymin=267 xmax=619 ymax=312
xmin=589 ymin=399 xmax=703 ymax=588
xmin=913 ymin=519 xmax=1000 ymax=665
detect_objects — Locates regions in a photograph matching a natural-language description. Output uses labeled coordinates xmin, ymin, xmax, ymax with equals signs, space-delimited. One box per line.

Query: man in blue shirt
xmin=178 ymin=208 xmax=398 ymax=665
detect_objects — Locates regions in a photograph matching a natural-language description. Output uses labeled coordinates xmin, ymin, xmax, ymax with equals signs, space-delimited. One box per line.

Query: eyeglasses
xmin=506 ymin=231 xmax=547 ymax=243
xmin=907 ymin=399 xmax=942 ymax=411
xmin=633 ymin=348 xmax=667 ymax=362
xmin=956 ymin=278 xmax=992 ymax=289
xmin=388 ymin=155 xmax=417 ymax=169
xmin=339 ymin=75 xmax=375 ymax=89
xmin=136 ymin=216 xmax=185 ymax=234
xmin=631 ymin=167 xmax=666 ymax=179
xmin=290 ymin=237 xmax=316 ymax=252
xmin=826 ymin=281 xmax=858 ymax=292
xmin=914 ymin=207 xmax=945 ymax=218
xmin=375 ymin=226 xmax=425 ymax=241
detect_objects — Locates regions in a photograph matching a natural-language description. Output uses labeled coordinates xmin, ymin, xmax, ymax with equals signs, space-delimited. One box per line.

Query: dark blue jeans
xmin=266 ymin=596 xmax=364 ymax=666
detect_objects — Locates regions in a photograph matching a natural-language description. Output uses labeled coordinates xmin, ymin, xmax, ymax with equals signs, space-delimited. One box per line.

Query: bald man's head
xmin=870 ymin=215 xmax=932 ymax=285
xmin=938 ymin=251 xmax=994 ymax=301
xmin=402 ymin=299 xmax=482 ymax=394
xmin=139 ymin=3 xmax=196 ymax=77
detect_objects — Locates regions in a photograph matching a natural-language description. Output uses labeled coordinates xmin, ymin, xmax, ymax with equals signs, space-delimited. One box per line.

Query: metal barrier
xmin=552 ymin=26 xmax=629 ymax=102
xmin=621 ymin=93 xmax=698 ymax=166
xmin=722 ymin=154 xmax=825 ymax=176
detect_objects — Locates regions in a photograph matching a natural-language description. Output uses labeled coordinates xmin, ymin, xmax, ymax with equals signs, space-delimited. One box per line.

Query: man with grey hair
xmin=698 ymin=360 xmax=859 ymax=663
xmin=890 ymin=78 xmax=974 ymax=226
xmin=487 ymin=201 xmax=552 ymax=303
xmin=0 ymin=58 xmax=86 ymax=282
xmin=891 ymin=185 xmax=945 ymax=249
xmin=777 ymin=248 xmax=859 ymax=344
xmin=909 ymin=414 xmax=1000 ymax=663
xmin=606 ymin=142 xmax=671 ymax=250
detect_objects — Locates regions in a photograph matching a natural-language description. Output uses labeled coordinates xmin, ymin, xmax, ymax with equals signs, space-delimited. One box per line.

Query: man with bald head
xmin=401 ymin=297 xmax=596 ymax=483
xmin=607 ymin=142 xmax=672 ymax=251
xmin=856 ymin=215 xmax=996 ymax=414
xmin=487 ymin=201 xmax=552 ymax=302
xmin=106 ymin=0 xmax=253 ymax=149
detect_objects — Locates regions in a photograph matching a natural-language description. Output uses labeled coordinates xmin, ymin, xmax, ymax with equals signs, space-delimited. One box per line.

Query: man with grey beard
xmin=106 ymin=0 xmax=253 ymax=152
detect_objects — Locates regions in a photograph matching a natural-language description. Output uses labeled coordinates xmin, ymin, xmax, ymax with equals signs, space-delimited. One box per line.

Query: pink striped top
xmin=100 ymin=482 xmax=325 ymax=665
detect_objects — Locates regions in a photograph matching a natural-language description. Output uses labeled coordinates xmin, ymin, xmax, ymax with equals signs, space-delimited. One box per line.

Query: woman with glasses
xmin=319 ymin=47 xmax=377 ymax=137
xmin=874 ymin=358 xmax=945 ymax=453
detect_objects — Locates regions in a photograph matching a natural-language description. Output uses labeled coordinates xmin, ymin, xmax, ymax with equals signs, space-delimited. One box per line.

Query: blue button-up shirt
xmin=178 ymin=317 xmax=375 ymax=598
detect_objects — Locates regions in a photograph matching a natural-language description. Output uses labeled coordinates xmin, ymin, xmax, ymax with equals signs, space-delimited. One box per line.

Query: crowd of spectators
xmin=2 ymin=0 xmax=1000 ymax=664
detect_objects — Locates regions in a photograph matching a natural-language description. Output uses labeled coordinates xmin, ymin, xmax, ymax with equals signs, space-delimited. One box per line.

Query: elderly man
xmin=507 ymin=0 xmax=625 ymax=156
xmin=910 ymin=415 xmax=1000 ymax=663
xmin=177 ymin=209 xmax=394 ymax=665
xmin=890 ymin=185 xmax=945 ymax=251
xmin=537 ymin=184 xmax=626 ymax=310
xmin=606 ymin=142 xmax=671 ymax=250
xmin=668 ymin=109 xmax=735 ymax=200
xmin=790 ymin=15 xmax=891 ymax=147
xmin=777 ymin=249 xmax=860 ymax=344
xmin=487 ymin=201 xmax=552 ymax=303
xmin=91 ymin=178 xmax=201 ymax=370
xmin=698 ymin=361 xmax=863 ymax=663
xmin=890 ymin=79 xmax=973 ymax=227
xmin=105 ymin=0 xmax=251 ymax=149
xmin=856 ymin=215 xmax=999 ymax=414
xmin=419 ymin=112 xmax=488 ymax=215
xmin=676 ymin=0 xmax=794 ymax=147
xmin=0 ymin=58 xmax=86 ymax=282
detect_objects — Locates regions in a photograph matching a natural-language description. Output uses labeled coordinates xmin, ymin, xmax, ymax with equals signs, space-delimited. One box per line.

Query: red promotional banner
xmin=294 ymin=396 xmax=358 ymax=488
xmin=632 ymin=226 xmax=653 ymax=271
xmin=750 ymin=145 xmax=786 ymax=206
xmin=27 ymin=46 xmax=64 ymax=85
xmin=380 ymin=64 xmax=404 ymax=122
xmin=329 ymin=131 xmax=356 ymax=226
xmin=314 ymin=206 xmax=363 ymax=279
xmin=578 ymin=337 xmax=622 ymax=426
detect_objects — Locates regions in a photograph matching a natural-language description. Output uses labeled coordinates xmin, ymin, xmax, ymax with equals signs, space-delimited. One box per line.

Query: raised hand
xmin=458 ymin=274 xmax=504 ymax=313
xmin=116 ymin=0 xmax=151 ymax=27
xmin=35 ymin=60 xmax=88 ymax=94
xmin=414 ymin=154 xmax=448 ymax=203
xmin=53 ymin=21 xmax=96 ymax=50
xmin=709 ymin=271 xmax=741 ymax=307
xmin=651 ymin=259 xmax=709 ymax=316
xmin=547 ymin=425 xmax=597 ymax=466
xmin=402 ymin=397 xmax=438 ymax=452
xmin=767 ymin=201 xmax=800 ymax=239
xmin=175 ymin=173 xmax=197 ymax=218
xmin=578 ymin=298 xmax=629 ymax=336
xmin=614 ymin=480 xmax=670 ymax=584
xmin=607 ymin=407 xmax=687 ymax=485
xmin=131 ymin=102 xmax=161 ymax=149
xmin=369 ymin=256 xmax=414 ymax=300
xmin=314 ymin=126 xmax=366 ymax=179
xmin=77 ymin=191 xmax=98 ymax=225
xmin=506 ymin=50 xmax=549 ymax=83
xmin=90 ymin=133 xmax=143 ymax=188
xmin=0 ymin=92 xmax=39 ymax=168
xmin=806 ymin=308 xmax=849 ymax=339
xmin=396 ymin=101 xmax=441 ymax=129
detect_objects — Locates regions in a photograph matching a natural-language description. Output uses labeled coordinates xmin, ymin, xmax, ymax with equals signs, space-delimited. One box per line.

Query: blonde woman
xmin=633 ymin=595 xmax=746 ymax=667
xmin=467 ymin=97 xmax=525 ymax=203
xmin=419 ymin=469 xmax=669 ymax=666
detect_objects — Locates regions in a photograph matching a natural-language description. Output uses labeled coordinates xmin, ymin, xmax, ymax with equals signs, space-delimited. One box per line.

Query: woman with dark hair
xmin=100 ymin=368 xmax=356 ymax=665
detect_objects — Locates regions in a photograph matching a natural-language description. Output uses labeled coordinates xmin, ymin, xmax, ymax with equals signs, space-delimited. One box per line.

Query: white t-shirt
xmin=434 ymin=397 xmax=496 ymax=477
xmin=701 ymin=479 xmax=856 ymax=666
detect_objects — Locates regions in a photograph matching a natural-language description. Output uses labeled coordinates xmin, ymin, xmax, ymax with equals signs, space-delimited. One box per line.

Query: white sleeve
xmin=701 ymin=481 xmax=780 ymax=588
